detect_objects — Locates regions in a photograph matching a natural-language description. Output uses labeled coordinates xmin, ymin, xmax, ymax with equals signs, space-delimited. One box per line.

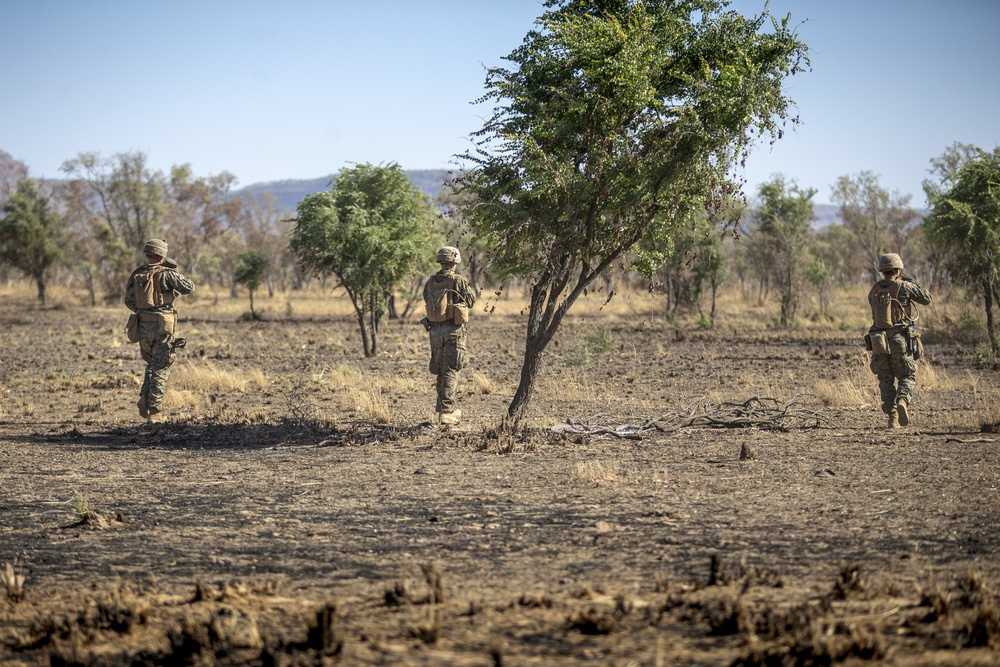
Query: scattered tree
xmin=455 ymin=0 xmax=808 ymax=426
xmin=925 ymin=146 xmax=1000 ymax=355
xmin=290 ymin=163 xmax=441 ymax=357
xmin=751 ymin=175 xmax=815 ymax=326
xmin=233 ymin=249 xmax=270 ymax=319
xmin=0 ymin=179 xmax=65 ymax=305
xmin=831 ymin=170 xmax=919 ymax=282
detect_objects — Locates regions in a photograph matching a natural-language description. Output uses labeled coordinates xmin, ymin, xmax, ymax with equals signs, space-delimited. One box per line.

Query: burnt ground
xmin=1 ymin=289 xmax=999 ymax=665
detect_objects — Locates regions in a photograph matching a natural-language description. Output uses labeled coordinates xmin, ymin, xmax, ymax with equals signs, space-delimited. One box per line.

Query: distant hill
xmin=238 ymin=172 xmax=855 ymax=228
xmin=238 ymin=169 xmax=451 ymax=213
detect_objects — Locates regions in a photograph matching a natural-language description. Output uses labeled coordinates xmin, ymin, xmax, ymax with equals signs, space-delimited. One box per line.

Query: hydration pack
xmin=131 ymin=265 xmax=175 ymax=310
xmin=424 ymin=274 xmax=456 ymax=323
xmin=870 ymin=280 xmax=903 ymax=329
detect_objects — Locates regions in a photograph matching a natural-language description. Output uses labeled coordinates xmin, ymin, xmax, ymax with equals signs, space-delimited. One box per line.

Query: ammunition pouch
xmin=137 ymin=310 xmax=177 ymax=335
xmin=125 ymin=313 xmax=140 ymax=344
xmin=450 ymin=302 xmax=469 ymax=325
xmin=867 ymin=330 xmax=890 ymax=355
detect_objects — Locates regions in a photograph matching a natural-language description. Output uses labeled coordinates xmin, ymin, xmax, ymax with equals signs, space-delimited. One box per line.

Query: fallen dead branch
xmin=552 ymin=397 xmax=834 ymax=440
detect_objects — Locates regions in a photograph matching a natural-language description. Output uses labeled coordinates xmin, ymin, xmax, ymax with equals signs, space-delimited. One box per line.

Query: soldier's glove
xmin=171 ymin=337 xmax=187 ymax=350
xmin=419 ymin=316 xmax=431 ymax=332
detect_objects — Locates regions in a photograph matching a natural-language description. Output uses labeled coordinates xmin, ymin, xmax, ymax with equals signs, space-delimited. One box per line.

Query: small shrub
xmin=586 ymin=325 xmax=615 ymax=352
xmin=564 ymin=344 xmax=592 ymax=366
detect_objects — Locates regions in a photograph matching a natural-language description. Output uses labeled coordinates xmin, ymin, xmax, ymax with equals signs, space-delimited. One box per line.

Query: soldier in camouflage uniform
xmin=124 ymin=239 xmax=195 ymax=422
xmin=421 ymin=246 xmax=476 ymax=425
xmin=867 ymin=253 xmax=932 ymax=429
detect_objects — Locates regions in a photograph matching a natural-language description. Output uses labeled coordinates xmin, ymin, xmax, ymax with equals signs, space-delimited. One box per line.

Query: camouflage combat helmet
xmin=143 ymin=238 xmax=168 ymax=258
xmin=436 ymin=246 xmax=461 ymax=264
xmin=878 ymin=253 xmax=903 ymax=273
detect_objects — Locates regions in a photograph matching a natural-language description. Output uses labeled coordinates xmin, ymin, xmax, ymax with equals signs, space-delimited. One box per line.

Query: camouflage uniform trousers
xmin=870 ymin=329 xmax=916 ymax=415
xmin=428 ymin=322 xmax=467 ymax=414
xmin=137 ymin=320 xmax=175 ymax=414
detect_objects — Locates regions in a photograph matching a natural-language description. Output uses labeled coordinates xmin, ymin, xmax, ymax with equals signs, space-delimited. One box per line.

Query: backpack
xmin=131 ymin=265 xmax=175 ymax=309
xmin=870 ymin=280 xmax=903 ymax=329
xmin=424 ymin=274 xmax=456 ymax=323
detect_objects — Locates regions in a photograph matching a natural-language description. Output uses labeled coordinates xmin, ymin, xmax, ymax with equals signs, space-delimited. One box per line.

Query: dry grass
xmin=814 ymin=351 xmax=877 ymax=407
xmin=311 ymin=364 xmax=394 ymax=423
xmin=572 ymin=461 xmax=619 ymax=484
xmin=172 ymin=361 xmax=267 ymax=393
xmin=470 ymin=370 xmax=495 ymax=395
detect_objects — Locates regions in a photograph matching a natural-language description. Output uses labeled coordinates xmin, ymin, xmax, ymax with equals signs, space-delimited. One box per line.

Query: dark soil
xmin=1 ymin=293 xmax=999 ymax=665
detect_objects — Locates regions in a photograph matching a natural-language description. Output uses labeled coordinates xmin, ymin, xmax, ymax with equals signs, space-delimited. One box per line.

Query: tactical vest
xmin=424 ymin=274 xmax=457 ymax=323
xmin=131 ymin=265 xmax=176 ymax=310
xmin=870 ymin=279 xmax=907 ymax=329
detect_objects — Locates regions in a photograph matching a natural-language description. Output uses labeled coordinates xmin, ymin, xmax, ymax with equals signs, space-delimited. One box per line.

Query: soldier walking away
xmin=866 ymin=253 xmax=931 ymax=429
xmin=421 ymin=246 xmax=476 ymax=426
xmin=124 ymin=239 xmax=195 ymax=423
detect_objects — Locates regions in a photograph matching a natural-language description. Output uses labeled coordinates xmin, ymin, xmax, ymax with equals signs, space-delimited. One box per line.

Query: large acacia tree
xmin=291 ymin=163 xmax=441 ymax=357
xmin=454 ymin=0 xmax=809 ymax=427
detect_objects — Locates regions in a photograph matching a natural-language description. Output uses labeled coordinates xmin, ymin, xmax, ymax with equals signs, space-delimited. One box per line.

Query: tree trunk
xmin=249 ymin=288 xmax=255 ymax=316
xmin=506 ymin=274 xmax=568 ymax=427
xmin=36 ymin=275 xmax=47 ymax=306
xmin=985 ymin=278 xmax=998 ymax=356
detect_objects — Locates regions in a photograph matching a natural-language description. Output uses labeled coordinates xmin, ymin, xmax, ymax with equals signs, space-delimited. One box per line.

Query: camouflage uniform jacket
xmin=867 ymin=278 xmax=931 ymax=331
xmin=124 ymin=263 xmax=196 ymax=314
xmin=423 ymin=268 xmax=476 ymax=313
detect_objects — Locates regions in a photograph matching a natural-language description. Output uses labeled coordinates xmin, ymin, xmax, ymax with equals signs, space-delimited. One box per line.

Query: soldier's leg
xmin=137 ymin=322 xmax=157 ymax=416
xmin=438 ymin=340 xmax=459 ymax=414
xmin=438 ymin=328 xmax=468 ymax=416
xmin=890 ymin=336 xmax=918 ymax=405
xmin=428 ymin=328 xmax=445 ymax=413
xmin=870 ymin=353 xmax=896 ymax=415
xmin=145 ymin=334 xmax=174 ymax=414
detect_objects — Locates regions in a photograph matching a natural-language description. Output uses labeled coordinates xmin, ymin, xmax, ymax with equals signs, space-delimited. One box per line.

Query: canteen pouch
xmin=451 ymin=302 xmax=469 ymax=325
xmin=125 ymin=313 xmax=140 ymax=343
xmin=157 ymin=311 xmax=177 ymax=335
xmin=869 ymin=330 xmax=890 ymax=355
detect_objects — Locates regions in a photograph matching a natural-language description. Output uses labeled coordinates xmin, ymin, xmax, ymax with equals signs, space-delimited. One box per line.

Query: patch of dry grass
xmin=572 ymin=461 xmax=619 ymax=484
xmin=814 ymin=351 xmax=877 ymax=407
xmin=311 ymin=364 xmax=394 ymax=423
xmin=172 ymin=361 xmax=267 ymax=393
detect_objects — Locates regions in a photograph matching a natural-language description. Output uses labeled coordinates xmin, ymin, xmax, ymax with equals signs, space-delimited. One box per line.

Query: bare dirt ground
xmin=1 ymin=286 xmax=999 ymax=666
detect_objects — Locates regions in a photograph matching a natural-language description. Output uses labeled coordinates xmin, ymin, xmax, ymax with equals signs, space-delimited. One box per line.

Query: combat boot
xmin=147 ymin=410 xmax=165 ymax=424
xmin=887 ymin=412 xmax=899 ymax=429
xmin=896 ymin=398 xmax=909 ymax=426
xmin=137 ymin=397 xmax=149 ymax=419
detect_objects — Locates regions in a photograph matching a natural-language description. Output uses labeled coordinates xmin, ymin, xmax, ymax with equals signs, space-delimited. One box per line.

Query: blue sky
xmin=2 ymin=0 xmax=998 ymax=205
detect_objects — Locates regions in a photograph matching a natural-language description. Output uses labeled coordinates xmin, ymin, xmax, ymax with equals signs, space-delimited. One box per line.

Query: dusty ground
xmin=1 ymin=286 xmax=999 ymax=666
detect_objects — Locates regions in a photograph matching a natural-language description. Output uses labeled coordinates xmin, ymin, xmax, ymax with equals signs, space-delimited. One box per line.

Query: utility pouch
xmin=907 ymin=326 xmax=923 ymax=361
xmin=157 ymin=311 xmax=177 ymax=335
xmin=125 ymin=313 xmax=139 ymax=343
xmin=869 ymin=330 xmax=890 ymax=355
xmin=863 ymin=333 xmax=873 ymax=352
xmin=451 ymin=302 xmax=469 ymax=325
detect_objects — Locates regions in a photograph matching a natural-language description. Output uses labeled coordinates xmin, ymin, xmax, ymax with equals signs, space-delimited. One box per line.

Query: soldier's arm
xmin=905 ymin=281 xmax=932 ymax=306
xmin=124 ymin=275 xmax=136 ymax=311
xmin=457 ymin=276 xmax=476 ymax=309
xmin=165 ymin=271 xmax=196 ymax=296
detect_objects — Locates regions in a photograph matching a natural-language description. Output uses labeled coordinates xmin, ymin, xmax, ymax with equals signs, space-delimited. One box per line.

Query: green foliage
xmin=290 ymin=163 xmax=441 ymax=356
xmin=234 ymin=249 xmax=270 ymax=317
xmin=586 ymin=325 xmax=615 ymax=353
xmin=234 ymin=249 xmax=269 ymax=292
xmin=750 ymin=174 xmax=816 ymax=326
xmin=831 ymin=170 xmax=920 ymax=281
xmin=0 ymin=178 xmax=65 ymax=305
xmin=455 ymin=0 xmax=808 ymax=424
xmin=926 ymin=146 xmax=1000 ymax=354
